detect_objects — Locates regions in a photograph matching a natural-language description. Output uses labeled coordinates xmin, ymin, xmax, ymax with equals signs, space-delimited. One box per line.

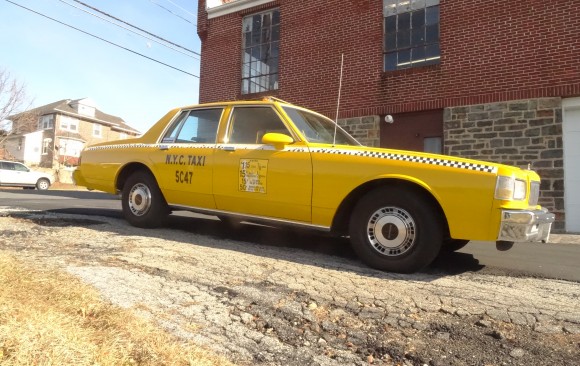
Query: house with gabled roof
xmin=1 ymin=98 xmax=139 ymax=170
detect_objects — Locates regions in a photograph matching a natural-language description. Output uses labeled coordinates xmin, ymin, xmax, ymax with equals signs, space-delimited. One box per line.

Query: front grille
xmin=529 ymin=181 xmax=540 ymax=206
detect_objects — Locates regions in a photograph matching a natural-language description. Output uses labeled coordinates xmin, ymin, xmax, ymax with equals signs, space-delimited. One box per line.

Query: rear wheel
xmin=122 ymin=171 xmax=169 ymax=228
xmin=36 ymin=178 xmax=50 ymax=190
xmin=349 ymin=187 xmax=443 ymax=273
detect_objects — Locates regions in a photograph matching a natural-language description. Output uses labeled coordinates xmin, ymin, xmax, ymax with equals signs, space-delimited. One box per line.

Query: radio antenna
xmin=333 ymin=53 xmax=344 ymax=147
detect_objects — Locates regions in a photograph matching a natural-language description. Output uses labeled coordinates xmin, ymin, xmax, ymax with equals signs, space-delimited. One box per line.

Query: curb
xmin=546 ymin=234 xmax=580 ymax=245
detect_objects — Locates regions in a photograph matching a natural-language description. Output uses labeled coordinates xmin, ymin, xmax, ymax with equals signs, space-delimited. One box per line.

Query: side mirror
xmin=262 ymin=132 xmax=294 ymax=150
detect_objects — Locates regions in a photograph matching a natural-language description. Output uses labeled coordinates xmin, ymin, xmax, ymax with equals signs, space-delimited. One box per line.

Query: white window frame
xmin=93 ymin=123 xmax=102 ymax=138
xmin=241 ymin=9 xmax=280 ymax=95
xmin=42 ymin=138 xmax=51 ymax=155
xmin=60 ymin=115 xmax=79 ymax=132
xmin=39 ymin=115 xmax=54 ymax=129
xmin=383 ymin=0 xmax=441 ymax=71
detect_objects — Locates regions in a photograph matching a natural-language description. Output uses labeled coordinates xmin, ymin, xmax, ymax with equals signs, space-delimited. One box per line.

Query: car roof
xmin=177 ymin=97 xmax=294 ymax=110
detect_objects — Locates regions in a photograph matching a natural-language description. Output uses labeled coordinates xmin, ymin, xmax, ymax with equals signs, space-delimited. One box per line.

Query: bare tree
xmin=0 ymin=68 xmax=35 ymax=146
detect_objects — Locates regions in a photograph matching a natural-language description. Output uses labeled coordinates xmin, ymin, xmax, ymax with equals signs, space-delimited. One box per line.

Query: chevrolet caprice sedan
xmin=73 ymin=99 xmax=554 ymax=273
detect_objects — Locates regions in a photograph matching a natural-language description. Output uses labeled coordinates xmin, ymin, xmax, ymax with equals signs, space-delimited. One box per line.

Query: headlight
xmin=513 ymin=179 xmax=527 ymax=200
xmin=495 ymin=176 xmax=527 ymax=201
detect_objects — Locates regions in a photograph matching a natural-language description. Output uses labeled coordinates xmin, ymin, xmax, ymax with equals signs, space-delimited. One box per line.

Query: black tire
xmin=442 ymin=239 xmax=470 ymax=252
xmin=36 ymin=178 xmax=50 ymax=190
xmin=122 ymin=170 xmax=169 ymax=228
xmin=349 ymin=186 xmax=443 ymax=273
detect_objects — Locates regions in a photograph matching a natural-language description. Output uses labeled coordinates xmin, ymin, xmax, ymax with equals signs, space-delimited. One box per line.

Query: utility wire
xmin=57 ymin=0 xmax=199 ymax=60
xmin=161 ymin=0 xmax=197 ymax=19
xmin=4 ymin=0 xmax=199 ymax=78
xmin=149 ymin=0 xmax=196 ymax=26
xmin=71 ymin=0 xmax=199 ymax=56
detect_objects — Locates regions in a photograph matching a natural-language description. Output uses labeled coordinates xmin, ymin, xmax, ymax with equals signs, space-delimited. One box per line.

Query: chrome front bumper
xmin=497 ymin=208 xmax=555 ymax=243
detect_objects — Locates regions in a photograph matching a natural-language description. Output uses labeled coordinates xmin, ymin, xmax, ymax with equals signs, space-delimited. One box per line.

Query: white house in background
xmin=1 ymin=98 xmax=140 ymax=168
xmin=2 ymin=130 xmax=43 ymax=165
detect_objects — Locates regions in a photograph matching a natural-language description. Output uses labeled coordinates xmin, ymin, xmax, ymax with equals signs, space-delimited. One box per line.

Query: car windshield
xmin=282 ymin=106 xmax=361 ymax=146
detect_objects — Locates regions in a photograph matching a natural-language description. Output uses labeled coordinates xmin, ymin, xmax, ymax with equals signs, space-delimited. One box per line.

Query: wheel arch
xmin=115 ymin=162 xmax=156 ymax=194
xmin=331 ymin=177 xmax=450 ymax=238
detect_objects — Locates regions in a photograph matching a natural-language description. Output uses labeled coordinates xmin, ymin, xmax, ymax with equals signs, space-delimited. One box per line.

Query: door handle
xmin=159 ymin=145 xmax=169 ymax=150
xmin=223 ymin=146 xmax=236 ymax=152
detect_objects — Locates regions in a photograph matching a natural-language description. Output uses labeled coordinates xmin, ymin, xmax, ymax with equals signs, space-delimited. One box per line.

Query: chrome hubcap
xmin=128 ymin=183 xmax=151 ymax=217
xmin=366 ymin=207 xmax=416 ymax=256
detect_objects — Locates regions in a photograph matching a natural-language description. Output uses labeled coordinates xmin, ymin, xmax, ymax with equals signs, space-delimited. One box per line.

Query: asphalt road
xmin=1 ymin=188 xmax=579 ymax=282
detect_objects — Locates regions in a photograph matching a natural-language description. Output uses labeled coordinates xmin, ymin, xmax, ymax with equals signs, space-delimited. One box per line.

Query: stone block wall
xmin=338 ymin=116 xmax=381 ymax=148
xmin=444 ymin=97 xmax=564 ymax=231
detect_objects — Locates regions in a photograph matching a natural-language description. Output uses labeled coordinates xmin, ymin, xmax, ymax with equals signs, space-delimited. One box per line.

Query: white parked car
xmin=0 ymin=160 xmax=54 ymax=190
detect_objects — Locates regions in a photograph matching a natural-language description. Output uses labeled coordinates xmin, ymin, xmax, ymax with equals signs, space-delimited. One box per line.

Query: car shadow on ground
xmin=32 ymin=207 xmax=486 ymax=281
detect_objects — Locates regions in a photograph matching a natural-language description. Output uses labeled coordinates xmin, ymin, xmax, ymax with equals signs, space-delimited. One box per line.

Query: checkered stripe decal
xmin=312 ymin=148 xmax=498 ymax=173
xmin=86 ymin=143 xmax=215 ymax=151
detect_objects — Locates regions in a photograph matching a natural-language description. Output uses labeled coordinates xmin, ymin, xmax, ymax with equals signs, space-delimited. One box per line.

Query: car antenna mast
xmin=333 ymin=53 xmax=344 ymax=147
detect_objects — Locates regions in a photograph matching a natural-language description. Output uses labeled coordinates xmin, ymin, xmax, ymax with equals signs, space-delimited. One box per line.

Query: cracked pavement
xmin=0 ymin=207 xmax=579 ymax=365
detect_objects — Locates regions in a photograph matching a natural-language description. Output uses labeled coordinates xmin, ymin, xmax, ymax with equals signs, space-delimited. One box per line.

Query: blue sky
xmin=0 ymin=0 xmax=200 ymax=133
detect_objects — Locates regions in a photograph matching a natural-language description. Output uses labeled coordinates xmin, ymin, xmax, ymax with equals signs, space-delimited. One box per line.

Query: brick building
xmin=197 ymin=0 xmax=580 ymax=232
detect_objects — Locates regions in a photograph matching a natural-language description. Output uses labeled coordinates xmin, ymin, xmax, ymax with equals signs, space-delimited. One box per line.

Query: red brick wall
xmin=198 ymin=0 xmax=580 ymax=118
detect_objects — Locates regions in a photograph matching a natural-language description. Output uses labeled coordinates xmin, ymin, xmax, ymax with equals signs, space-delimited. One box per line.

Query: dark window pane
xmin=426 ymin=5 xmax=439 ymax=25
xmin=426 ymin=43 xmax=440 ymax=59
xmin=385 ymin=33 xmax=396 ymax=50
xmin=261 ymin=44 xmax=270 ymax=61
xmin=398 ymin=12 xmax=410 ymax=30
xmin=272 ymin=10 xmax=280 ymax=25
xmin=251 ymin=30 xmax=261 ymax=46
xmin=252 ymin=15 xmax=261 ymax=30
xmin=385 ymin=16 xmax=396 ymax=33
xmin=426 ymin=24 xmax=439 ymax=43
xmin=385 ymin=52 xmax=397 ymax=71
xmin=398 ymin=49 xmax=411 ymax=67
xmin=269 ymin=74 xmax=278 ymax=90
xmin=268 ymin=57 xmax=278 ymax=73
xmin=412 ymin=9 xmax=425 ymax=29
xmin=251 ymin=46 xmax=260 ymax=59
xmin=271 ymin=25 xmax=280 ymax=41
xmin=262 ymin=13 xmax=271 ymax=28
xmin=412 ymin=46 xmax=426 ymax=61
xmin=271 ymin=41 xmax=279 ymax=57
xmin=397 ymin=30 xmax=410 ymax=48
xmin=411 ymin=27 xmax=425 ymax=46
xmin=244 ymin=32 xmax=252 ymax=47
xmin=261 ymin=26 xmax=271 ymax=43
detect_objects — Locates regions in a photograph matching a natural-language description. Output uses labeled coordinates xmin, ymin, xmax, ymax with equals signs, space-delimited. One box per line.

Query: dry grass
xmin=0 ymin=253 xmax=234 ymax=366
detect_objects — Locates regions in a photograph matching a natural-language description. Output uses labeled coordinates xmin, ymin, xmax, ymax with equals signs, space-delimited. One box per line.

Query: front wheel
xmin=36 ymin=178 xmax=50 ymax=190
xmin=349 ymin=187 xmax=443 ymax=273
xmin=122 ymin=171 xmax=169 ymax=228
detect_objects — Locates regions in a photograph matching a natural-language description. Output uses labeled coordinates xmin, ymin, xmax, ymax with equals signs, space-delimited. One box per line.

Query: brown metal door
xmin=380 ymin=109 xmax=443 ymax=153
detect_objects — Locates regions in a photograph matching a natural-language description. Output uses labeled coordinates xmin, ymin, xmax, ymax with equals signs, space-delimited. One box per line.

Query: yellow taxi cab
xmin=73 ymin=98 xmax=554 ymax=273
